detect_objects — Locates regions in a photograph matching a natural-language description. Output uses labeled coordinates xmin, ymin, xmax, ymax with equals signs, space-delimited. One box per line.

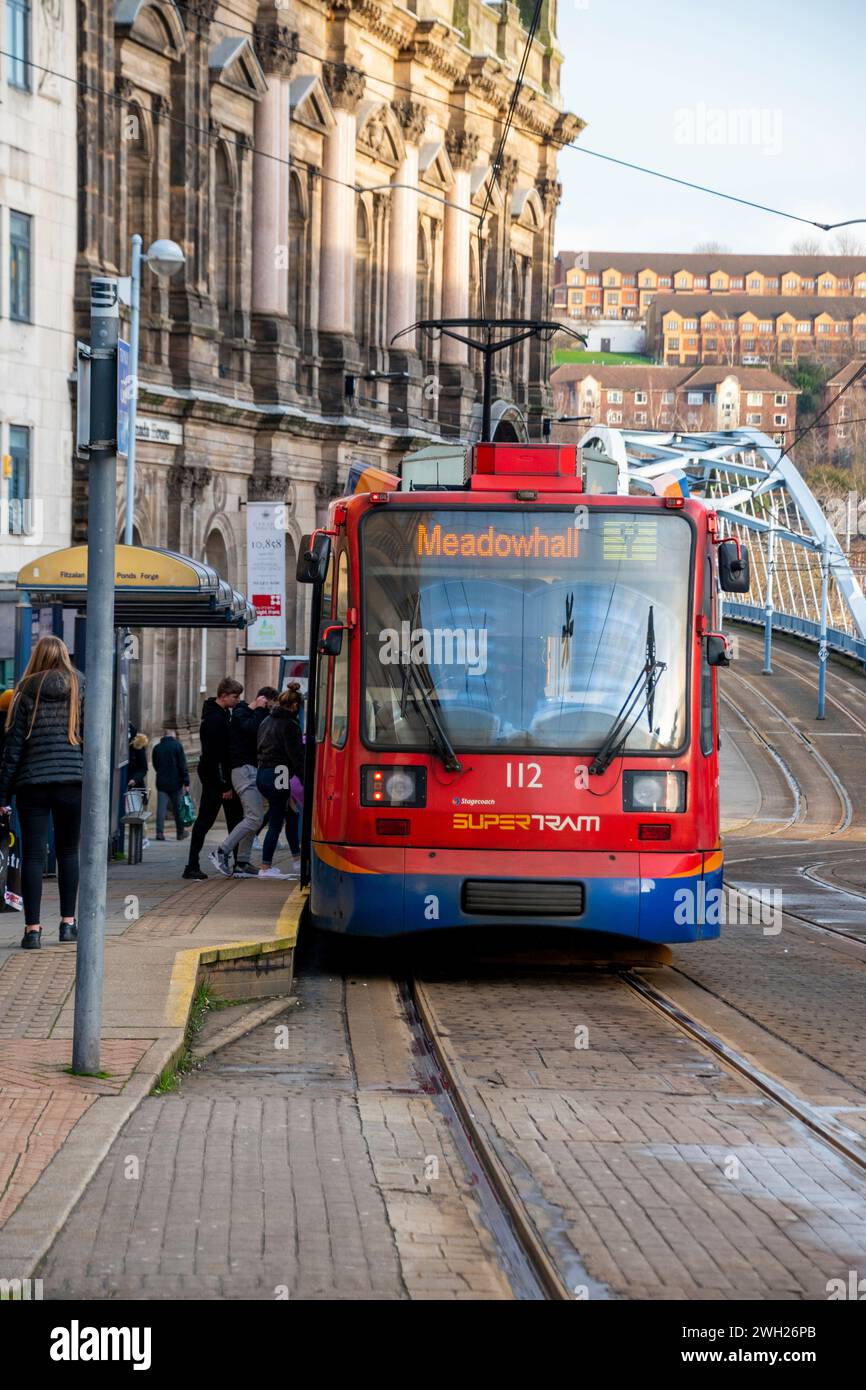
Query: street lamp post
xmin=121 ymin=237 xmax=185 ymax=546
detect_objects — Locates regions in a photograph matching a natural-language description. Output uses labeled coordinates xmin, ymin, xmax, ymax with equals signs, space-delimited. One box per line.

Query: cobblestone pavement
xmin=418 ymin=971 xmax=866 ymax=1300
xmin=38 ymin=958 xmax=514 ymax=1300
xmin=0 ymin=832 xmax=296 ymax=1238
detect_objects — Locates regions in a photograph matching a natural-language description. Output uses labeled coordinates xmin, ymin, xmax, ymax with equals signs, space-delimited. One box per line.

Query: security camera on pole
xmin=119 ymin=237 xmax=185 ymax=545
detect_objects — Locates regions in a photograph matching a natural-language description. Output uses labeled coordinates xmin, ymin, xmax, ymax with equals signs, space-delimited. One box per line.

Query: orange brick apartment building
xmin=551 ymin=364 xmax=798 ymax=444
xmin=553 ymin=252 xmax=866 ymax=321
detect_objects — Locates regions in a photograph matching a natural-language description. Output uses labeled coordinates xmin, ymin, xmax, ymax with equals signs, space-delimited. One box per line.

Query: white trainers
xmin=258 ymin=866 xmax=286 ymax=879
xmin=289 ymin=856 xmax=301 ymax=877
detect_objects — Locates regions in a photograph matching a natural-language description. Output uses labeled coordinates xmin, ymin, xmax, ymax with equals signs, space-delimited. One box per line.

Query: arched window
xmin=415 ymin=224 xmax=431 ymax=355
xmin=287 ymin=172 xmax=307 ymax=332
xmin=354 ymin=201 xmax=371 ymax=354
xmin=126 ymin=109 xmax=150 ymax=269
xmin=214 ymin=144 xmax=235 ymax=319
xmin=204 ymin=529 xmax=231 ymax=696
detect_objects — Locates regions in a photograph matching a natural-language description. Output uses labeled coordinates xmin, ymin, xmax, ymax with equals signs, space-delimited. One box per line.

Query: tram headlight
xmin=623 ymin=771 xmax=686 ymax=814
xmin=361 ymin=765 xmax=427 ymax=808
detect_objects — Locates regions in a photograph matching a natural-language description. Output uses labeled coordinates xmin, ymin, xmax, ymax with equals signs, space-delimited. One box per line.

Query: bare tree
xmin=833 ymin=230 xmax=866 ymax=257
xmin=693 ymin=241 xmax=731 ymax=254
xmin=790 ymin=237 xmax=822 ymax=256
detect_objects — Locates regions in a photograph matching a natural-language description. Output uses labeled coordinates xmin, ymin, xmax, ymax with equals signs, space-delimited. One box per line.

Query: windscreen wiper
xmin=401 ymin=659 xmax=463 ymax=773
xmin=397 ymin=592 xmax=463 ymax=773
xmin=588 ymin=607 xmax=667 ymax=776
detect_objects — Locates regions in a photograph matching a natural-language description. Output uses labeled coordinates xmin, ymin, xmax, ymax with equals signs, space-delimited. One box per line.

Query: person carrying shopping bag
xmin=152 ymin=729 xmax=190 ymax=841
xmin=255 ymin=684 xmax=304 ymax=878
xmin=0 ymin=636 xmax=84 ymax=949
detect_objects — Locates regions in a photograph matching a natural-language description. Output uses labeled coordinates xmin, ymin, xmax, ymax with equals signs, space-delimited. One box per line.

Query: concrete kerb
xmin=0 ymin=886 xmax=306 ymax=1282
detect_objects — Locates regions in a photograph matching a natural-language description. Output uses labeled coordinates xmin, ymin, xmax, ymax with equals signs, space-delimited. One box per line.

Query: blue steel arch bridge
xmin=578 ymin=427 xmax=866 ymax=695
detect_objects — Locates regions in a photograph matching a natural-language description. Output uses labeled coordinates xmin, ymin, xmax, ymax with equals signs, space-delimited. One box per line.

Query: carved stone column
xmin=252 ymin=24 xmax=297 ymax=319
xmin=250 ymin=23 xmax=298 ymax=402
xmin=317 ymin=66 xmax=364 ymax=412
xmin=441 ymin=130 xmax=479 ymax=365
xmin=319 ymin=67 xmax=364 ymax=336
xmin=386 ymin=100 xmax=427 ymax=347
xmin=168 ymin=0 xmax=220 ymax=386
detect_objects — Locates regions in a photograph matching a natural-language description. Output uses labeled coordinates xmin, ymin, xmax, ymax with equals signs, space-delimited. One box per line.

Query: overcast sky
xmin=554 ymin=0 xmax=865 ymax=257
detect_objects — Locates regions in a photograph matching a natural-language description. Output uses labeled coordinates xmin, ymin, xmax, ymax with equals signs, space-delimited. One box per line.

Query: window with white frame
xmin=687 ymin=392 xmax=704 ymax=405
xmin=747 ymin=413 xmax=762 ymax=425
xmin=774 ymin=413 xmax=787 ymax=426
xmin=607 ymin=389 xmax=623 ymax=403
xmin=634 ymin=391 xmax=647 ymax=404
xmin=773 ymin=433 xmax=785 ymax=445
xmin=683 ymin=319 xmax=697 ymax=330
xmin=796 ymin=322 xmax=811 ymax=333
xmin=774 ymin=393 xmax=787 ymax=405
xmin=635 ymin=412 xmax=647 ymax=423
xmin=660 ymin=411 xmax=671 ymax=423
xmin=747 ymin=392 xmax=762 ymax=406
xmin=663 ymin=391 xmax=675 ymax=404
xmin=817 ymin=323 xmax=830 ymax=333
xmin=607 ymin=410 xmax=622 ymax=423
xmin=749 ymin=278 xmax=761 ymax=289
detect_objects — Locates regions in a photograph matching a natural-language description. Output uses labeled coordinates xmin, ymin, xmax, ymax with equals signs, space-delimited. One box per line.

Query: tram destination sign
xmin=416 ymin=521 xmax=581 ymax=561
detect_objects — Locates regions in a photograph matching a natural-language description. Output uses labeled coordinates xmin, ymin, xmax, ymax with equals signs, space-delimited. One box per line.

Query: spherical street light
xmin=143 ymin=239 xmax=185 ymax=279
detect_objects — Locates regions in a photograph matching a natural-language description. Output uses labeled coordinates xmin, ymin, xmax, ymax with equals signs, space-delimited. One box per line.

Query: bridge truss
xmin=578 ymin=426 xmax=866 ymax=676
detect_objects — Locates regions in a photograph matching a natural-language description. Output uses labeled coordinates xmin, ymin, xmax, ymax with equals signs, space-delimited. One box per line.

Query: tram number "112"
xmin=505 ymin=762 xmax=542 ymax=789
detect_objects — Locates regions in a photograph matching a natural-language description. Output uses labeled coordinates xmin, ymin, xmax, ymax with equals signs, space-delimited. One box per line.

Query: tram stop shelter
xmin=14 ymin=544 xmax=255 ymax=669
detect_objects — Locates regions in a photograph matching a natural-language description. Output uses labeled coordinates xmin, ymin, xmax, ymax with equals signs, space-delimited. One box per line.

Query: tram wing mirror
xmin=706 ymin=633 xmax=732 ymax=667
xmin=297 ymin=533 xmax=331 ymax=586
xmin=318 ymin=623 xmax=344 ymax=658
xmin=718 ymin=538 xmax=750 ymax=593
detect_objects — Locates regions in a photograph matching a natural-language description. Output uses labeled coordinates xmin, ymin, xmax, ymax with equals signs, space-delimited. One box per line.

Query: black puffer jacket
xmin=197 ymin=698 xmax=233 ymax=790
xmin=0 ymin=670 xmax=85 ymax=802
xmin=257 ymin=707 xmax=303 ymax=780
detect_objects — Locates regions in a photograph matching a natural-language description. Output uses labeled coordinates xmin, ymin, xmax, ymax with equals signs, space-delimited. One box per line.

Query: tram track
xmin=407 ymin=959 xmax=866 ymax=1300
xmin=408 ymin=979 xmax=574 ymax=1301
xmin=724 ymin=667 xmax=853 ymax=836
xmin=623 ymin=972 xmax=866 ymax=1177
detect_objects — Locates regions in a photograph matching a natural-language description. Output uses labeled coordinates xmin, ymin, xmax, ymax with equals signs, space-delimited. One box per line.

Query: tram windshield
xmin=361 ymin=508 xmax=693 ymax=754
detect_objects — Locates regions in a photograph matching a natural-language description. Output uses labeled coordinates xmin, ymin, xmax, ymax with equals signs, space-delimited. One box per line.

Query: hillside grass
xmin=552 ymin=350 xmax=655 ymax=366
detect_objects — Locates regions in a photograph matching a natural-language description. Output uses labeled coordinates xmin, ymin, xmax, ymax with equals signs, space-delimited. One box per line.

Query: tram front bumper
xmin=310 ymin=844 xmax=723 ymax=942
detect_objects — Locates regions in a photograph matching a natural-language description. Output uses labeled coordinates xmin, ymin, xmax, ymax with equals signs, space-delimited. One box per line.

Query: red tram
xmin=296 ymin=441 xmax=749 ymax=941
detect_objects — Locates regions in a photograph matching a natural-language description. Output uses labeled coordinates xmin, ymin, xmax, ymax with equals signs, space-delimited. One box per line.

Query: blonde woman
xmin=0 ymin=636 xmax=84 ymax=949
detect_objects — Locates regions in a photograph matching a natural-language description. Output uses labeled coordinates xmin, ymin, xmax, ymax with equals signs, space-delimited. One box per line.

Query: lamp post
xmin=121 ymin=237 xmax=185 ymax=546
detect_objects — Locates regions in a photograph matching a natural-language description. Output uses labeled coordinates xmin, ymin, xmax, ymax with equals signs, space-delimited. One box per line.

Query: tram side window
xmin=700 ymin=558 xmax=714 ymax=756
xmin=315 ymin=553 xmax=334 ymax=743
xmin=329 ymin=551 xmax=350 ymax=748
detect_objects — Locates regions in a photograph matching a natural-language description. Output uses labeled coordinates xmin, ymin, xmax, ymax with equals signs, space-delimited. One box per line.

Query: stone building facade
xmin=0 ymin=0 xmax=78 ymax=682
xmin=75 ymin=0 xmax=581 ymax=739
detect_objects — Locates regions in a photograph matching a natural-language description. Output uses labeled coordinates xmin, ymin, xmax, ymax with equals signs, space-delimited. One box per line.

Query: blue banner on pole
xmin=117 ymin=339 xmax=131 ymax=459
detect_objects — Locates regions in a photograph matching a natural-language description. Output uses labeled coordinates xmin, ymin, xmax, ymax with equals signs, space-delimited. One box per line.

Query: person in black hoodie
xmin=210 ymin=686 xmax=278 ymax=878
xmin=182 ymin=677 xmax=243 ymax=880
xmin=256 ymin=685 xmax=304 ymax=877
xmin=152 ymin=730 xmax=190 ymax=841
xmin=0 ymin=636 xmax=84 ymax=949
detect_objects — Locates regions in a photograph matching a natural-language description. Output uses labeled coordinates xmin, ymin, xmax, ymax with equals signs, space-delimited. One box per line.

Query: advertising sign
xmin=246 ymin=501 xmax=286 ymax=651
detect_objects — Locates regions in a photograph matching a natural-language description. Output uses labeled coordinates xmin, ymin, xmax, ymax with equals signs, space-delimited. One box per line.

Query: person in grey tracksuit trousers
xmin=210 ymin=687 xmax=277 ymax=876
